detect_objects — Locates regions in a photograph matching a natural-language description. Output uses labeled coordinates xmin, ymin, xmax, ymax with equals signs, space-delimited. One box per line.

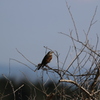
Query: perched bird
xmin=38 ymin=51 xmax=53 ymax=70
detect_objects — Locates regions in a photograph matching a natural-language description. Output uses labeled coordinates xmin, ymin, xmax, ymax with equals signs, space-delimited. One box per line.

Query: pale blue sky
xmin=0 ymin=0 xmax=100 ymax=81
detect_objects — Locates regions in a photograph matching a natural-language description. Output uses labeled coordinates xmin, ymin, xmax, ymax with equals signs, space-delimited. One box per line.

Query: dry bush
xmin=1 ymin=2 xmax=100 ymax=100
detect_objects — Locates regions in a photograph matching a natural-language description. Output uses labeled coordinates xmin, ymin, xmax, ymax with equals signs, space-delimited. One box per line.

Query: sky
xmin=0 ymin=0 xmax=100 ymax=82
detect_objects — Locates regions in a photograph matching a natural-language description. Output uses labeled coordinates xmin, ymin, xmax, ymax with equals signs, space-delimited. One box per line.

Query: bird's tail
xmin=37 ymin=63 xmax=43 ymax=70
xmin=34 ymin=63 xmax=44 ymax=72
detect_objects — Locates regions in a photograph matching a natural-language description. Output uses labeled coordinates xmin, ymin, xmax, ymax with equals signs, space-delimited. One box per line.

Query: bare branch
xmin=66 ymin=2 xmax=79 ymax=40
xmin=16 ymin=48 xmax=37 ymax=66
xmin=87 ymin=6 xmax=98 ymax=35
xmin=2 ymin=74 xmax=16 ymax=100
xmin=59 ymin=32 xmax=100 ymax=57
xmin=60 ymin=79 xmax=94 ymax=99
xmin=9 ymin=58 xmax=35 ymax=72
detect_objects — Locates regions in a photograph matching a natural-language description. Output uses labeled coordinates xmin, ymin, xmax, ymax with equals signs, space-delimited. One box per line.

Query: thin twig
xmin=16 ymin=48 xmax=36 ymax=66
xmin=87 ymin=6 xmax=98 ymax=35
xmin=66 ymin=2 xmax=79 ymax=40
xmin=59 ymin=32 xmax=100 ymax=57
xmin=9 ymin=58 xmax=35 ymax=72
xmin=2 ymin=74 xmax=16 ymax=100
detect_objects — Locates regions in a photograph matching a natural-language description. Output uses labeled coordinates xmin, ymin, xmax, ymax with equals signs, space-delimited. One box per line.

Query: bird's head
xmin=48 ymin=51 xmax=54 ymax=55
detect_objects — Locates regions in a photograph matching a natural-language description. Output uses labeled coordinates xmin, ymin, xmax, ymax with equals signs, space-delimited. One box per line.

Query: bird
xmin=37 ymin=51 xmax=54 ymax=70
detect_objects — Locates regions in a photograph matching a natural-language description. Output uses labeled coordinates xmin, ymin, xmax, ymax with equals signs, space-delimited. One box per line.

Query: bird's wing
xmin=42 ymin=54 xmax=52 ymax=65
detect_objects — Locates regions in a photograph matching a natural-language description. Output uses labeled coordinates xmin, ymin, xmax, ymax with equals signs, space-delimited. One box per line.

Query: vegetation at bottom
xmin=0 ymin=77 xmax=99 ymax=100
